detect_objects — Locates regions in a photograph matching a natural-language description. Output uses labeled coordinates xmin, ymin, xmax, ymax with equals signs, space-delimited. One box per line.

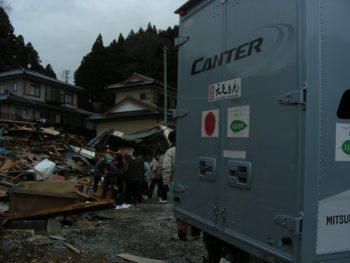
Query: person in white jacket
xmin=161 ymin=131 xmax=176 ymax=202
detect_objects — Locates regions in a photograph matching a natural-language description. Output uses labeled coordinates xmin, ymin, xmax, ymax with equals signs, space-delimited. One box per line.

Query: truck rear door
xmin=220 ymin=0 xmax=302 ymax=261
xmin=175 ymin=0 xmax=303 ymax=262
xmin=175 ymin=0 xmax=225 ymax=230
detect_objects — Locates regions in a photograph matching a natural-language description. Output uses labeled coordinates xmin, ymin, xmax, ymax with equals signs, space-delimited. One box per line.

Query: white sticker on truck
xmin=317 ymin=189 xmax=350 ymax=255
xmin=335 ymin=123 xmax=350 ymax=161
xmin=201 ymin=109 xmax=219 ymax=137
xmin=208 ymin=77 xmax=241 ymax=102
xmin=223 ymin=150 xmax=246 ymax=159
xmin=227 ymin=105 xmax=250 ymax=138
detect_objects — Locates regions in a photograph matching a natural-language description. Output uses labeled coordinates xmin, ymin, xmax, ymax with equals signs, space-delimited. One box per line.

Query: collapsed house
xmin=0 ymin=120 xmax=172 ymax=224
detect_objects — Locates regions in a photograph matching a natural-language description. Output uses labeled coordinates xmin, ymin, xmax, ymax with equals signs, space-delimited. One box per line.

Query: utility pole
xmin=163 ymin=46 xmax=168 ymax=127
xmin=61 ymin=70 xmax=71 ymax=83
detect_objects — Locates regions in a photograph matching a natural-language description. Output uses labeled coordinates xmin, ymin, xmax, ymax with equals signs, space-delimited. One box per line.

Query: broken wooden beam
xmin=4 ymin=199 xmax=116 ymax=221
xmin=117 ymin=254 xmax=166 ymax=263
xmin=64 ymin=242 xmax=81 ymax=254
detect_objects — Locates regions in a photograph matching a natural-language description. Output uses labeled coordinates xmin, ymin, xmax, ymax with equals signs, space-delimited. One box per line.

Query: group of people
xmin=92 ymin=131 xmax=176 ymax=205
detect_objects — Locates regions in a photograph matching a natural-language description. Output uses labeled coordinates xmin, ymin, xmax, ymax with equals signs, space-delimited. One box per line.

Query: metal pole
xmin=164 ymin=45 xmax=168 ymax=127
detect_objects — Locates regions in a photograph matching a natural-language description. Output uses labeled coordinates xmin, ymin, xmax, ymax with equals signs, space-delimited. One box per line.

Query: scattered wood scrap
xmin=117 ymin=254 xmax=166 ymax=263
xmin=4 ymin=199 xmax=116 ymax=221
xmin=64 ymin=242 xmax=81 ymax=254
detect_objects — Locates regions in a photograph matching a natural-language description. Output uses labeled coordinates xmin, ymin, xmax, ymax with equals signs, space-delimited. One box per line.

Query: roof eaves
xmin=88 ymin=110 xmax=161 ymax=122
xmin=0 ymin=69 xmax=85 ymax=92
xmin=105 ymin=81 xmax=154 ymax=90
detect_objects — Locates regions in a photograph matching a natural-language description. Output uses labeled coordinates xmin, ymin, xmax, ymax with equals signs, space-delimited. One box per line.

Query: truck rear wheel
xmin=203 ymin=232 xmax=264 ymax=263
xmin=203 ymin=233 xmax=221 ymax=263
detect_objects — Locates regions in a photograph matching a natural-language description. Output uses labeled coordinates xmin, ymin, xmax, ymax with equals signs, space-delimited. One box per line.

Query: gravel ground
xmin=0 ymin=197 xmax=206 ymax=263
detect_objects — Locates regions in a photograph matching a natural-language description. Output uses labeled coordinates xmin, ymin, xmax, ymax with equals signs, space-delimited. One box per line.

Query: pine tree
xmin=25 ymin=42 xmax=45 ymax=73
xmin=0 ymin=7 xmax=15 ymax=71
xmin=74 ymin=25 xmax=179 ymax=112
xmin=44 ymin=64 xmax=57 ymax=79
xmin=91 ymin=33 xmax=104 ymax=52
xmin=75 ymin=33 xmax=109 ymax=110
xmin=0 ymin=7 xmax=51 ymax=74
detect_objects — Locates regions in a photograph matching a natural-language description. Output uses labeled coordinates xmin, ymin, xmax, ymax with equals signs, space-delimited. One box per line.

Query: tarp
xmin=122 ymin=129 xmax=163 ymax=141
xmin=87 ymin=129 xmax=111 ymax=148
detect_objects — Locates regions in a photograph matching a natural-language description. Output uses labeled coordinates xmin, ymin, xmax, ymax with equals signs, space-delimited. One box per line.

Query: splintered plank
xmin=117 ymin=254 xmax=166 ymax=263
xmin=5 ymin=199 xmax=116 ymax=221
xmin=64 ymin=242 xmax=81 ymax=254
xmin=0 ymin=158 xmax=16 ymax=172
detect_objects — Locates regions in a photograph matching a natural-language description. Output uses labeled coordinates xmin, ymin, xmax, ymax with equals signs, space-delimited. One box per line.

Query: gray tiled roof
xmin=0 ymin=69 xmax=85 ymax=91
xmin=105 ymin=72 xmax=176 ymax=92
xmin=88 ymin=110 xmax=160 ymax=121
xmin=0 ymin=91 xmax=94 ymax=116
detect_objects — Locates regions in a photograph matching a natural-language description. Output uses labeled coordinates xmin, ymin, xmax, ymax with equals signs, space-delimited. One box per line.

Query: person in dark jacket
xmin=123 ymin=152 xmax=144 ymax=204
xmin=102 ymin=154 xmax=124 ymax=202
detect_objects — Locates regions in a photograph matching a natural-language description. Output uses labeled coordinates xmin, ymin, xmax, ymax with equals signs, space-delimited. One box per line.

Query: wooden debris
xmin=0 ymin=189 xmax=7 ymax=197
xmin=2 ymin=229 xmax=35 ymax=240
xmin=64 ymin=242 xmax=81 ymax=254
xmin=117 ymin=254 xmax=166 ymax=263
xmin=0 ymin=158 xmax=17 ymax=172
xmin=21 ymin=181 xmax=76 ymax=193
xmin=5 ymin=199 xmax=115 ymax=221
xmin=0 ymin=181 xmax=13 ymax=187
xmin=49 ymin=235 xmax=66 ymax=240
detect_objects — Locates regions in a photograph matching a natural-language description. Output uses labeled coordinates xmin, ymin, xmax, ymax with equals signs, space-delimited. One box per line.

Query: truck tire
xmin=203 ymin=232 xmax=265 ymax=263
xmin=203 ymin=233 xmax=222 ymax=263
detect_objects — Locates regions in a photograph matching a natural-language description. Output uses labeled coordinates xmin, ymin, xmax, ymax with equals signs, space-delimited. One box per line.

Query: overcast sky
xmin=6 ymin=0 xmax=185 ymax=83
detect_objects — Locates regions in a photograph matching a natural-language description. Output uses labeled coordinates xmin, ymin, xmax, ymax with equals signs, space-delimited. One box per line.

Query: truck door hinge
xmin=278 ymin=85 xmax=307 ymax=105
xmin=175 ymin=36 xmax=190 ymax=48
xmin=274 ymin=213 xmax=303 ymax=235
xmin=221 ymin=208 xmax=226 ymax=224
xmin=172 ymin=109 xmax=187 ymax=119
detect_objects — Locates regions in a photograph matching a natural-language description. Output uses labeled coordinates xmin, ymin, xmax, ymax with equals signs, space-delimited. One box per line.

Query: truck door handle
xmin=229 ymin=170 xmax=248 ymax=184
xmin=200 ymin=161 xmax=214 ymax=175
xmin=227 ymin=161 xmax=252 ymax=189
xmin=198 ymin=157 xmax=216 ymax=182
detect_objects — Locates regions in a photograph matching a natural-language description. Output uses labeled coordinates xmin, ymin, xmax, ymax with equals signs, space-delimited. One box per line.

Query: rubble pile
xmin=0 ymin=122 xmax=172 ymax=221
xmin=0 ymin=119 xmax=115 ymax=223
xmin=0 ymin=120 xmax=92 ymax=177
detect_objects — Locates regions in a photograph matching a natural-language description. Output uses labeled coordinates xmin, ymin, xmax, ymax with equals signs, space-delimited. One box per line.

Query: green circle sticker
xmin=341 ymin=140 xmax=350 ymax=155
xmin=230 ymin=120 xmax=247 ymax=133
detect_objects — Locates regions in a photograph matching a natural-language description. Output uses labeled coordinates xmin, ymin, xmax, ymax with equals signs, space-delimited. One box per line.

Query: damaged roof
xmin=0 ymin=92 xmax=95 ymax=116
xmin=88 ymin=125 xmax=172 ymax=153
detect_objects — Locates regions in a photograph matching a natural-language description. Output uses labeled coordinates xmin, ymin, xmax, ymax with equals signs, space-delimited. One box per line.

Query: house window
xmin=15 ymin=107 xmax=28 ymax=119
xmin=40 ymin=111 xmax=55 ymax=123
xmin=13 ymin=83 xmax=17 ymax=92
xmin=0 ymin=85 xmax=4 ymax=93
xmin=46 ymin=86 xmax=60 ymax=103
xmin=25 ymin=82 xmax=41 ymax=97
xmin=62 ymin=115 xmax=71 ymax=125
xmin=64 ymin=93 xmax=73 ymax=105
xmin=140 ymin=92 xmax=151 ymax=100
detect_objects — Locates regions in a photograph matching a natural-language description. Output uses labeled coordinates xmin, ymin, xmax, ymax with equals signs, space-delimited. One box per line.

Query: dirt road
xmin=0 ymin=198 xmax=206 ymax=263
